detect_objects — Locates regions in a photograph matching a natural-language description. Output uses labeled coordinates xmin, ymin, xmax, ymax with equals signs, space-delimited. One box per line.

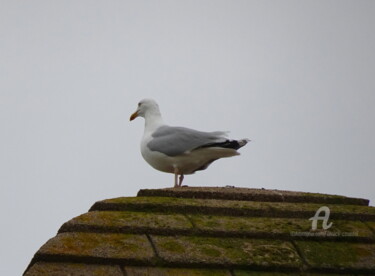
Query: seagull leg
xmin=178 ymin=174 xmax=184 ymax=187
xmin=173 ymin=167 xmax=179 ymax=188
xmin=174 ymin=173 xmax=178 ymax=188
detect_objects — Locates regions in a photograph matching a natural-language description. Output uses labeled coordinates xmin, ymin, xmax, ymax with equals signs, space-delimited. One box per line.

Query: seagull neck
xmin=144 ymin=112 xmax=164 ymax=132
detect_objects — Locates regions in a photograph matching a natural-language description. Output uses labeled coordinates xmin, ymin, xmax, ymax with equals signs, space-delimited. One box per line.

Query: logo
xmin=290 ymin=205 xmax=358 ymax=238
xmin=309 ymin=206 xmax=333 ymax=230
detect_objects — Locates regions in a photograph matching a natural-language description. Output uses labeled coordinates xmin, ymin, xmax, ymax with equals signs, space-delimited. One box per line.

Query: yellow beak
xmin=129 ymin=110 xmax=139 ymax=121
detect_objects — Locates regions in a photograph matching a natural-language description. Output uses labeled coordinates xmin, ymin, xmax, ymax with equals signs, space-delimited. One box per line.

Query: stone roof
xmin=24 ymin=187 xmax=375 ymax=275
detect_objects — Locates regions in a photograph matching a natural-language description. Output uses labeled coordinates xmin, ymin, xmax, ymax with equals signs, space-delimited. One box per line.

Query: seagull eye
xmin=138 ymin=103 xmax=142 ymax=107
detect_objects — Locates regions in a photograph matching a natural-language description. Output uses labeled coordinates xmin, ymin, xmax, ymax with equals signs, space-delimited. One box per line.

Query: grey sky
xmin=1 ymin=1 xmax=375 ymax=275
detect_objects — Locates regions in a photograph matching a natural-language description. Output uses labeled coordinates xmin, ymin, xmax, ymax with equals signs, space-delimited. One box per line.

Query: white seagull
xmin=130 ymin=99 xmax=249 ymax=187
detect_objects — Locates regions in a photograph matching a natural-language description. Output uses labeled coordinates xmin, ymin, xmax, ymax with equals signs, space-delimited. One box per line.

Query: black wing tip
xmin=200 ymin=138 xmax=250 ymax=150
xmin=238 ymin=138 xmax=250 ymax=148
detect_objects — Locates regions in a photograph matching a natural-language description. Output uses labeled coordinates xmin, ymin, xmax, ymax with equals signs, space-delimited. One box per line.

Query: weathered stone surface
xmin=234 ymin=272 xmax=349 ymax=276
xmin=151 ymin=235 xmax=302 ymax=269
xmin=24 ymin=187 xmax=375 ymax=275
xmin=324 ymin=220 xmax=375 ymax=241
xmin=37 ymin=233 xmax=154 ymax=262
xmin=265 ymin=201 xmax=375 ymax=220
xmin=189 ymin=215 xmax=374 ymax=241
xmin=59 ymin=210 xmax=373 ymax=241
xmin=138 ymin=187 xmax=369 ymax=206
xmin=274 ymin=190 xmax=369 ymax=206
xmin=91 ymin=196 xmax=375 ymax=221
xmin=59 ymin=211 xmax=193 ymax=234
xmin=90 ymin=196 xmax=265 ymax=216
xmin=125 ymin=266 xmax=231 ymax=276
xmin=296 ymin=241 xmax=375 ymax=272
xmin=365 ymin=221 xmax=375 ymax=233
xmin=234 ymin=271 xmax=299 ymax=276
xmin=24 ymin=262 xmax=123 ymax=276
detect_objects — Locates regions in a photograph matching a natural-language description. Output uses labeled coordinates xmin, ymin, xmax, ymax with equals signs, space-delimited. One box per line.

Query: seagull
xmin=130 ymin=99 xmax=249 ymax=187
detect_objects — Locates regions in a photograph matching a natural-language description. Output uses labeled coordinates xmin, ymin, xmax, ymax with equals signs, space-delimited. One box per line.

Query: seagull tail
xmin=200 ymin=138 xmax=250 ymax=151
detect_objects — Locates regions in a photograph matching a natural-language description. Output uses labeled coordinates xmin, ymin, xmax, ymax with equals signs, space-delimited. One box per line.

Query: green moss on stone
xmin=365 ymin=221 xmax=375 ymax=234
xmin=296 ymin=241 xmax=375 ymax=269
xmin=125 ymin=267 xmax=231 ymax=276
xmin=234 ymin=272 xmax=348 ymax=276
xmin=189 ymin=215 xmax=309 ymax=235
xmin=63 ymin=211 xmax=193 ymax=232
xmin=96 ymin=197 xmax=375 ymax=220
xmin=190 ymin=214 xmax=373 ymax=241
xmin=159 ymin=240 xmax=186 ymax=253
xmin=234 ymin=271 xmax=298 ymax=276
xmin=200 ymin=246 xmax=222 ymax=257
xmin=152 ymin=235 xmax=302 ymax=268
xmin=38 ymin=233 xmax=154 ymax=260
xmin=25 ymin=262 xmax=123 ymax=276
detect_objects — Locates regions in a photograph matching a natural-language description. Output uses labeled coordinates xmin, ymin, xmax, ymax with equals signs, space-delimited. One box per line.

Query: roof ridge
xmin=137 ymin=187 xmax=370 ymax=206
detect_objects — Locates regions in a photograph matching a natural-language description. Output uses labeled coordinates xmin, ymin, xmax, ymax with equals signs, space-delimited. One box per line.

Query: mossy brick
xmin=296 ymin=241 xmax=375 ymax=272
xmin=324 ymin=220 xmax=375 ymax=241
xmin=138 ymin=187 xmax=285 ymax=202
xmin=364 ymin=221 xmax=375 ymax=234
xmin=264 ymin=201 xmax=375 ymax=220
xmin=190 ymin=215 xmax=308 ymax=237
xmin=138 ymin=187 xmax=369 ymax=206
xmin=91 ymin=196 xmax=265 ymax=215
xmin=234 ymin=272 xmax=353 ymax=276
xmin=277 ymin=190 xmax=369 ymax=206
xmin=125 ymin=266 xmax=231 ymax=276
xmin=36 ymin=233 xmax=154 ymax=262
xmin=151 ymin=235 xmax=302 ymax=269
xmin=189 ymin=215 xmax=374 ymax=241
xmin=91 ymin=196 xmax=375 ymax=221
xmin=24 ymin=262 xmax=123 ymax=276
xmin=234 ymin=272 xmax=346 ymax=276
xmin=234 ymin=271 xmax=300 ymax=276
xmin=59 ymin=211 xmax=193 ymax=234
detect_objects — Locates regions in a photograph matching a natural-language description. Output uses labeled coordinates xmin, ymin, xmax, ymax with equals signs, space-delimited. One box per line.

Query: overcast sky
xmin=1 ymin=1 xmax=375 ymax=275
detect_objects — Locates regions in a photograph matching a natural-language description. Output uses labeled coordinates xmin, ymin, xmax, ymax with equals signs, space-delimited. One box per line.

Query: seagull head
xmin=130 ymin=98 xmax=161 ymax=121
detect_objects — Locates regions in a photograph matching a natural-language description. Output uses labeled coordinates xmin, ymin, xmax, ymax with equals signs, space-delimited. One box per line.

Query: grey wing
xmin=147 ymin=125 xmax=227 ymax=156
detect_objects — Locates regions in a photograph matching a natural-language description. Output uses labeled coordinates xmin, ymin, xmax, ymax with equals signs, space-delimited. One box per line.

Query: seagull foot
xmin=178 ymin=174 xmax=184 ymax=187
